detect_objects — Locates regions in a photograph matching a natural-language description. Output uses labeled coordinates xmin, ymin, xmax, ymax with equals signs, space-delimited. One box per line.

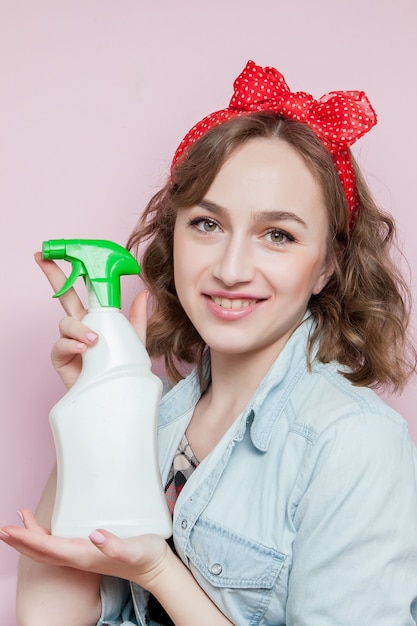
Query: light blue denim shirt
xmin=98 ymin=318 xmax=417 ymax=625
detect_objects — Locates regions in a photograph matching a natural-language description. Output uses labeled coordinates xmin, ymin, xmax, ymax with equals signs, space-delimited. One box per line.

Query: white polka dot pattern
xmin=171 ymin=60 xmax=377 ymax=223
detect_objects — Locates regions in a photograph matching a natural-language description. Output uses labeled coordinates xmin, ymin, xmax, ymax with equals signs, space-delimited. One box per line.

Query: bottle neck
xmin=86 ymin=277 xmax=120 ymax=312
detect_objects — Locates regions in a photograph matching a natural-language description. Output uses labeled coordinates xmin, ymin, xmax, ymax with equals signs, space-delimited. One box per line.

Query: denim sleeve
xmin=286 ymin=412 xmax=417 ymax=625
xmin=96 ymin=575 xmax=138 ymax=626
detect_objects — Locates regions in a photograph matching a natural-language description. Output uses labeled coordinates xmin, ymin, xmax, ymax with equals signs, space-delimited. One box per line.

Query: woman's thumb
xmin=88 ymin=529 xmax=146 ymax=566
xmin=88 ymin=529 xmax=126 ymax=559
xmin=128 ymin=291 xmax=148 ymax=345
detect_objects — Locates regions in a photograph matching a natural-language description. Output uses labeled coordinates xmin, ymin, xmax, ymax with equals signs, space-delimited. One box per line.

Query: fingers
xmin=128 ymin=291 xmax=148 ymax=345
xmin=88 ymin=530 xmax=148 ymax=565
xmin=1 ymin=515 xmax=169 ymax=583
xmin=89 ymin=530 xmax=124 ymax=560
xmin=88 ymin=529 xmax=170 ymax=586
xmin=35 ymin=252 xmax=86 ymax=320
xmin=57 ymin=316 xmax=98 ymax=347
xmin=89 ymin=529 xmax=167 ymax=572
xmin=54 ymin=316 xmax=98 ymax=364
xmin=49 ymin=316 xmax=98 ymax=388
xmin=1 ymin=510 xmax=54 ymax=564
xmin=18 ymin=509 xmax=50 ymax=536
xmin=0 ymin=517 xmax=101 ymax=569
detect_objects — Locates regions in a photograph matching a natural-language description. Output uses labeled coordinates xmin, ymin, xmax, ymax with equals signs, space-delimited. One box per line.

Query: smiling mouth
xmin=212 ymin=296 xmax=258 ymax=309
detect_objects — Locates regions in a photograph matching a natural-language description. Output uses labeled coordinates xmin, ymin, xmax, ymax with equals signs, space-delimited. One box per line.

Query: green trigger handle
xmin=42 ymin=239 xmax=140 ymax=308
xmin=53 ymin=259 xmax=87 ymax=298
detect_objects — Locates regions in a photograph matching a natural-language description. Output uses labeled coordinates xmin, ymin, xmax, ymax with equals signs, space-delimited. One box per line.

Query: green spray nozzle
xmin=42 ymin=239 xmax=140 ymax=308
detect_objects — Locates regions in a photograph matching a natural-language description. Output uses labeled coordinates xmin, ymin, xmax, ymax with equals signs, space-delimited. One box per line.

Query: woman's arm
xmin=16 ymin=467 xmax=102 ymax=626
xmin=3 ymin=515 xmax=233 ymax=626
xmin=286 ymin=412 xmax=417 ymax=625
xmin=144 ymin=547 xmax=234 ymax=626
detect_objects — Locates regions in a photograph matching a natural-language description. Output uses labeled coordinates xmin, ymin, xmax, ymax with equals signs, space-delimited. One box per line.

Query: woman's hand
xmin=35 ymin=251 xmax=92 ymax=388
xmin=2 ymin=511 xmax=234 ymax=626
xmin=35 ymin=252 xmax=148 ymax=389
xmin=1 ymin=509 xmax=170 ymax=590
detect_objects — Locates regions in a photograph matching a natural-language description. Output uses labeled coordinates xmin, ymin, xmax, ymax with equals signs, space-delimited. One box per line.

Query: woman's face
xmin=173 ymin=137 xmax=333 ymax=363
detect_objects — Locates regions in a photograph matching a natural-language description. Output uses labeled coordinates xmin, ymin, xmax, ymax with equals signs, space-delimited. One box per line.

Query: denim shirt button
xmin=210 ymin=563 xmax=223 ymax=576
xmin=181 ymin=518 xmax=188 ymax=529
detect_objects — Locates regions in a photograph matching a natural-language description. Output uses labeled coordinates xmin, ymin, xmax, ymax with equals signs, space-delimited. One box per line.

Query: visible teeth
xmin=213 ymin=296 xmax=256 ymax=309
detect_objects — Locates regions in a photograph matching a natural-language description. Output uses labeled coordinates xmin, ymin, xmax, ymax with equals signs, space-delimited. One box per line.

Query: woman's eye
xmin=266 ymin=229 xmax=290 ymax=245
xmin=190 ymin=218 xmax=219 ymax=233
xmin=202 ymin=220 xmax=218 ymax=232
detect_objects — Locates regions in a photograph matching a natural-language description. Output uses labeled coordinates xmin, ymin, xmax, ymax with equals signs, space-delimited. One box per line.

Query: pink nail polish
xmin=89 ymin=530 xmax=106 ymax=545
xmin=86 ymin=332 xmax=98 ymax=342
xmin=17 ymin=510 xmax=24 ymax=522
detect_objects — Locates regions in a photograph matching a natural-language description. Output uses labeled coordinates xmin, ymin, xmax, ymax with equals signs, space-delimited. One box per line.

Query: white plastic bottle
xmin=43 ymin=239 xmax=172 ymax=539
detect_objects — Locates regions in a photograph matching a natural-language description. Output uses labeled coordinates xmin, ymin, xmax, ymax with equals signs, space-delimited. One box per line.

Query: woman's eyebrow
xmin=197 ymin=199 xmax=228 ymax=217
xmin=198 ymin=199 xmax=308 ymax=229
xmin=255 ymin=210 xmax=308 ymax=229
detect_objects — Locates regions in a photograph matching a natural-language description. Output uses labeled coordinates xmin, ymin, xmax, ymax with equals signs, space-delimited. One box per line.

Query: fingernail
xmin=76 ymin=342 xmax=86 ymax=350
xmin=89 ymin=530 xmax=106 ymax=545
xmin=17 ymin=510 xmax=24 ymax=522
xmin=0 ymin=530 xmax=10 ymax=539
xmin=86 ymin=332 xmax=98 ymax=342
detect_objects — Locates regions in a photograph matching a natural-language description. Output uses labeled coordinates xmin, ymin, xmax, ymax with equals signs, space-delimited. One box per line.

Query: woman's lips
xmin=204 ymin=294 xmax=265 ymax=319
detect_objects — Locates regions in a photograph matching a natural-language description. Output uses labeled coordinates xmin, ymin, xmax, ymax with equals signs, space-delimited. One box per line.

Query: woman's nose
xmin=212 ymin=235 xmax=255 ymax=286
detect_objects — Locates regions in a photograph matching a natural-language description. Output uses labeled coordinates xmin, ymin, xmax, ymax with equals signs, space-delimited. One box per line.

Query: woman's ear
xmin=312 ymin=259 xmax=335 ymax=295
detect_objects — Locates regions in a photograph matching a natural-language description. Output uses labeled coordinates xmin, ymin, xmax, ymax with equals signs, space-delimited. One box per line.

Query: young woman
xmin=2 ymin=60 xmax=417 ymax=626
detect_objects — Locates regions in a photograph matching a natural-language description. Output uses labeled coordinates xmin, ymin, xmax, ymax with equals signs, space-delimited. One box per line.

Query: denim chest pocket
xmin=185 ymin=516 xmax=286 ymax=590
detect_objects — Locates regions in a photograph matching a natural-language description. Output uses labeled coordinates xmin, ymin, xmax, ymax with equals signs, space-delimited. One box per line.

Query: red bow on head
xmin=172 ymin=60 xmax=378 ymax=223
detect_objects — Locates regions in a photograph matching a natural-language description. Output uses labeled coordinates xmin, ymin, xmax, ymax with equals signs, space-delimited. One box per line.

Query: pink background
xmin=1 ymin=1 xmax=416 ymax=621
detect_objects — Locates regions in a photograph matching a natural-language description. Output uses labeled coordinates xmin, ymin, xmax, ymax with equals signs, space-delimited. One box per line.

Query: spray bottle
xmin=42 ymin=238 xmax=172 ymax=539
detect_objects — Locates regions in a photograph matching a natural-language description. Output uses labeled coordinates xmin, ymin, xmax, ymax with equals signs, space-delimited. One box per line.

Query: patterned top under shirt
xmin=147 ymin=433 xmax=200 ymax=625
xmin=164 ymin=433 xmax=200 ymax=515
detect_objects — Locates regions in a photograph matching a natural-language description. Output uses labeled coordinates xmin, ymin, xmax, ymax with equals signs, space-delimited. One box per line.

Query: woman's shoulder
xmin=289 ymin=358 xmax=412 ymax=442
xmin=280 ymin=361 xmax=417 ymax=500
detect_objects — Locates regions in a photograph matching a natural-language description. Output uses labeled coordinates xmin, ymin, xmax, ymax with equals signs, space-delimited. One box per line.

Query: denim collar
xmin=158 ymin=314 xmax=315 ymax=452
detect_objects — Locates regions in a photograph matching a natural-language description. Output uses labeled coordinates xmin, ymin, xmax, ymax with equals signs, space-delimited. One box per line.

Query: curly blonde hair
xmin=127 ymin=113 xmax=416 ymax=391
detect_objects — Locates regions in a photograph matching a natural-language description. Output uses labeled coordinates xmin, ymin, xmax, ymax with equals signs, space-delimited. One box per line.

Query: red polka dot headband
xmin=172 ymin=60 xmax=378 ymax=223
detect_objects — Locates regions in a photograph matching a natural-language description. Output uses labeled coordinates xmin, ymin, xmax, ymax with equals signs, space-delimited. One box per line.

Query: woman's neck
xmin=186 ymin=346 xmax=282 ymax=462
xmin=208 ymin=348 xmax=279 ymax=415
